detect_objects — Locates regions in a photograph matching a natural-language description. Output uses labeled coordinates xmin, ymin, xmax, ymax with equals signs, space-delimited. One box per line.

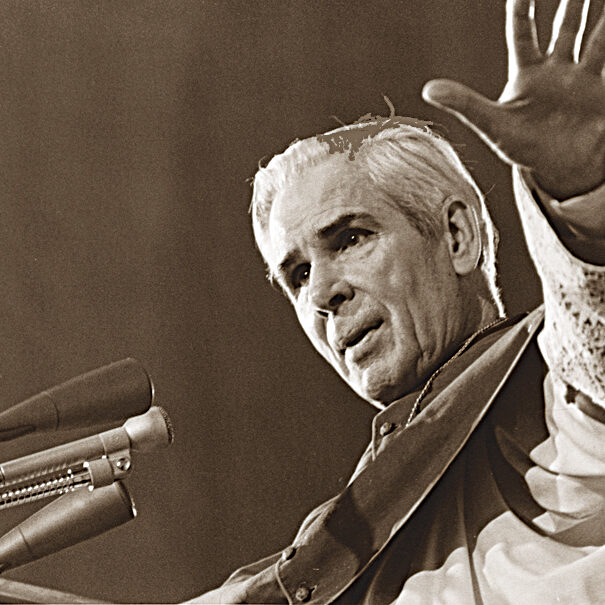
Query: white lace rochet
xmin=513 ymin=168 xmax=605 ymax=408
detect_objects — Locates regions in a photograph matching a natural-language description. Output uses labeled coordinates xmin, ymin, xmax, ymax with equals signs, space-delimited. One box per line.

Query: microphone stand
xmin=0 ymin=367 xmax=174 ymax=602
xmin=0 ymin=456 xmax=130 ymax=511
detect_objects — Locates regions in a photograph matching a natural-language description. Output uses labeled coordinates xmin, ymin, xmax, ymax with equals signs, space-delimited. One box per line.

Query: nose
xmin=308 ymin=264 xmax=354 ymax=316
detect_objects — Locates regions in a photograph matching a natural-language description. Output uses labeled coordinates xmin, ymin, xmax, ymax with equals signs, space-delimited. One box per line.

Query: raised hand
xmin=423 ymin=0 xmax=605 ymax=201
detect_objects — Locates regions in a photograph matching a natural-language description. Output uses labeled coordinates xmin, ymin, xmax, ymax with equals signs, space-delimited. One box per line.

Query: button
xmin=281 ymin=546 xmax=296 ymax=561
xmin=294 ymin=586 xmax=311 ymax=602
xmin=379 ymin=421 xmax=395 ymax=437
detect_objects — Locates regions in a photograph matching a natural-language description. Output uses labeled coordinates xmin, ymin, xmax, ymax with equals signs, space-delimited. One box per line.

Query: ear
xmin=440 ymin=196 xmax=482 ymax=276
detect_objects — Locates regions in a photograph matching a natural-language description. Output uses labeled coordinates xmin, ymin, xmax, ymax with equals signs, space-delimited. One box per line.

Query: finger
xmin=548 ymin=0 xmax=589 ymax=62
xmin=506 ymin=0 xmax=542 ymax=77
xmin=422 ymin=80 xmax=510 ymax=160
xmin=581 ymin=3 xmax=605 ymax=73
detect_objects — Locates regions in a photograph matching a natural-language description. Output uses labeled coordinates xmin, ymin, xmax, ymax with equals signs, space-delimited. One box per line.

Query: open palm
xmin=423 ymin=0 xmax=605 ymax=200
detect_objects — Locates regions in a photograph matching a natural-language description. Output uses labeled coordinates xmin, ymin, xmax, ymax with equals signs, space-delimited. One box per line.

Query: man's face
xmin=258 ymin=154 xmax=469 ymax=407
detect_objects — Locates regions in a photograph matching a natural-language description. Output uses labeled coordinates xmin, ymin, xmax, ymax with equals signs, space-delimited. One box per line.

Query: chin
xmin=354 ymin=378 xmax=405 ymax=408
xmin=338 ymin=359 xmax=413 ymax=407
xmin=356 ymin=364 xmax=422 ymax=407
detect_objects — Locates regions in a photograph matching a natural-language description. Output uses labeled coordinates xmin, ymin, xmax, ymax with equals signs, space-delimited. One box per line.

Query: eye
xmin=336 ymin=228 xmax=372 ymax=251
xmin=290 ymin=263 xmax=311 ymax=290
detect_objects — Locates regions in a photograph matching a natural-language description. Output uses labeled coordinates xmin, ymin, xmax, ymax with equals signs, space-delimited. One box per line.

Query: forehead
xmin=259 ymin=155 xmax=362 ymax=264
xmin=276 ymin=153 xmax=355 ymax=215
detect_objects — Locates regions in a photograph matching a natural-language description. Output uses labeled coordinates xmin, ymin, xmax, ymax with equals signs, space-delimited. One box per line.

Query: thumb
xmin=422 ymin=79 xmax=505 ymax=154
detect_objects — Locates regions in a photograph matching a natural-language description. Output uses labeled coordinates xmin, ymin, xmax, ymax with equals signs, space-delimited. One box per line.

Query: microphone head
xmin=0 ymin=482 xmax=136 ymax=572
xmin=0 ymin=358 xmax=154 ymax=442
xmin=123 ymin=406 xmax=175 ymax=451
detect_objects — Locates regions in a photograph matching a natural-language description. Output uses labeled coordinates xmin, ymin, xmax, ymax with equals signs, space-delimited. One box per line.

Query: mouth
xmin=340 ymin=320 xmax=383 ymax=355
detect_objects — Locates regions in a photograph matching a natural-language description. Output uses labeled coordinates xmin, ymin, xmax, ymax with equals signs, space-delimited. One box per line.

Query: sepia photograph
xmin=0 ymin=0 xmax=604 ymax=602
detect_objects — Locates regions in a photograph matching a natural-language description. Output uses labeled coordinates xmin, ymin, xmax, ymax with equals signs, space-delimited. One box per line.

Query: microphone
xmin=0 ymin=358 xmax=154 ymax=442
xmin=0 ymin=407 xmax=174 ymax=501
xmin=0 ymin=481 xmax=136 ymax=572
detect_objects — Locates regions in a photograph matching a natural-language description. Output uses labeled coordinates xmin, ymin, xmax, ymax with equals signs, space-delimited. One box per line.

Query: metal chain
xmin=404 ymin=317 xmax=508 ymax=428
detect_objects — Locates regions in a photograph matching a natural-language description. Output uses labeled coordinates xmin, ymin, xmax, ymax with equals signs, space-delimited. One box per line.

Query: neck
xmin=476 ymin=293 xmax=502 ymax=326
xmin=462 ymin=270 xmax=504 ymax=336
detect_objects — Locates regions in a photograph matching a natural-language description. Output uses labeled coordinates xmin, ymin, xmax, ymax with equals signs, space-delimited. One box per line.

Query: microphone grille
xmin=155 ymin=405 xmax=175 ymax=444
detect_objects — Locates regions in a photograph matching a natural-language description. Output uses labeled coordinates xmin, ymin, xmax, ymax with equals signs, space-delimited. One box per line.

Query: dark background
xmin=0 ymin=0 xmax=594 ymax=602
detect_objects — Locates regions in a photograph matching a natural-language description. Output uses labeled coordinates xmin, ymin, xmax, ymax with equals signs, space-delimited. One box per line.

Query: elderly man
xmin=192 ymin=0 xmax=605 ymax=602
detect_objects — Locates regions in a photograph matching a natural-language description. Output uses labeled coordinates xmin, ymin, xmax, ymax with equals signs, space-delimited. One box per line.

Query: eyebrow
xmin=274 ymin=211 xmax=376 ymax=284
xmin=319 ymin=213 xmax=361 ymax=237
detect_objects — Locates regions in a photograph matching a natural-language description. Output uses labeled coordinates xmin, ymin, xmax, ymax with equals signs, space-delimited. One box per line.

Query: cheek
xmin=371 ymin=249 xmax=444 ymax=342
xmin=370 ymin=254 xmax=417 ymax=314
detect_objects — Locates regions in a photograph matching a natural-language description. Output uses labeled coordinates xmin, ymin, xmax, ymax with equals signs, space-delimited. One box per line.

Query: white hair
xmin=251 ymin=118 xmax=503 ymax=314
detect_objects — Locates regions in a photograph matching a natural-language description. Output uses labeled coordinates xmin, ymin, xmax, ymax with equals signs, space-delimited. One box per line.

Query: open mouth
xmin=342 ymin=320 xmax=383 ymax=353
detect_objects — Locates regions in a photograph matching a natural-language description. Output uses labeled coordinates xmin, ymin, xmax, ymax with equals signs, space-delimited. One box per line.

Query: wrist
xmin=520 ymin=169 xmax=605 ymax=265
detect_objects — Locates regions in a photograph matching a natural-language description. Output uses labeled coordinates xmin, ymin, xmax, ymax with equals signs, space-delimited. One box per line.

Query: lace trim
xmin=513 ymin=169 xmax=605 ymax=407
